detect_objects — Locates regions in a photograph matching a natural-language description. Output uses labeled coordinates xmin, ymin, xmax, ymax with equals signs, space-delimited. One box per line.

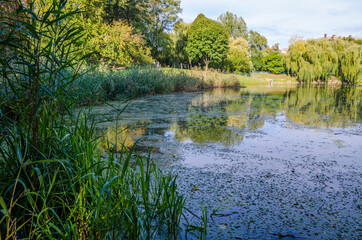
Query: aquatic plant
xmin=70 ymin=66 xmax=248 ymax=105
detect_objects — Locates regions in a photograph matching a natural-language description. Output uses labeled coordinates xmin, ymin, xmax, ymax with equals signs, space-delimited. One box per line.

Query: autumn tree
xmin=185 ymin=14 xmax=229 ymax=71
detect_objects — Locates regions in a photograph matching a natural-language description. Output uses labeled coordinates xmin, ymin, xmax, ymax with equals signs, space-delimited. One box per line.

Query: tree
xmin=145 ymin=0 xmax=182 ymax=60
xmin=217 ymin=11 xmax=248 ymax=40
xmin=271 ymin=43 xmax=280 ymax=52
xmin=339 ymin=44 xmax=362 ymax=83
xmin=249 ymin=30 xmax=268 ymax=70
xmin=185 ymin=14 xmax=229 ymax=71
xmin=65 ymin=0 xmax=181 ymax=64
xmin=249 ymin=30 xmax=268 ymax=56
xmin=251 ymin=54 xmax=264 ymax=71
xmin=89 ymin=21 xmax=153 ymax=66
xmin=262 ymin=52 xmax=285 ymax=74
xmin=102 ymin=0 xmax=148 ymax=27
xmin=284 ymin=38 xmax=361 ymax=83
xmin=170 ymin=20 xmax=191 ymax=68
xmin=225 ymin=37 xmax=253 ymax=73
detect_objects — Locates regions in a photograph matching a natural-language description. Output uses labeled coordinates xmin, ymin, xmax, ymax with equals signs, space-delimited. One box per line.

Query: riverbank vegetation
xmin=35 ymin=0 xmax=359 ymax=84
xmin=285 ymin=38 xmax=362 ymax=84
xmin=0 ymin=1 xmax=202 ymax=239
xmin=1 ymin=0 xmax=357 ymax=86
xmin=0 ymin=0 xmax=361 ymax=238
xmin=71 ymin=67 xmax=274 ymax=105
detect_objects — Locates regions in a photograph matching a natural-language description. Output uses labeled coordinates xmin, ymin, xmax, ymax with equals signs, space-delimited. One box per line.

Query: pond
xmin=91 ymin=85 xmax=362 ymax=239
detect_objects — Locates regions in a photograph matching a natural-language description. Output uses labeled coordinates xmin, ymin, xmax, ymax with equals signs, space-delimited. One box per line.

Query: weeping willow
xmin=285 ymin=38 xmax=361 ymax=84
xmin=339 ymin=45 xmax=362 ymax=83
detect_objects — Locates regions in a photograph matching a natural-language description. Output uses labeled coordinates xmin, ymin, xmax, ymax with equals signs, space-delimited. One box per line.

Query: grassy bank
xmin=70 ymin=66 xmax=299 ymax=106
xmin=70 ymin=65 xmax=362 ymax=107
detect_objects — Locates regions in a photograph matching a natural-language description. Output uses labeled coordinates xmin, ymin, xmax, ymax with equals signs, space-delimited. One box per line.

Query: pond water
xmin=91 ymin=85 xmax=362 ymax=239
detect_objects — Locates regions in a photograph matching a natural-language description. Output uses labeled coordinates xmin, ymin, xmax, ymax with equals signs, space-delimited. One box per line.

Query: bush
xmin=263 ymin=52 xmax=285 ymax=74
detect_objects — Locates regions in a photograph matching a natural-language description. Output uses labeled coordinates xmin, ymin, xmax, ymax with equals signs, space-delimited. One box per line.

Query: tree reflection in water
xmin=98 ymin=85 xmax=361 ymax=148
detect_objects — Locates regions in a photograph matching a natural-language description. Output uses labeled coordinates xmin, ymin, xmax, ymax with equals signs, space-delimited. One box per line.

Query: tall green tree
xmin=339 ymin=44 xmax=362 ymax=83
xmin=217 ymin=11 xmax=248 ymax=40
xmin=170 ymin=20 xmax=191 ymax=68
xmin=225 ymin=37 xmax=253 ymax=73
xmin=185 ymin=14 xmax=229 ymax=71
xmin=146 ymin=0 xmax=181 ymax=60
xmin=61 ymin=0 xmax=180 ymax=65
xmin=103 ymin=0 xmax=148 ymax=27
xmin=249 ymin=30 xmax=268 ymax=70
xmin=249 ymin=30 xmax=268 ymax=55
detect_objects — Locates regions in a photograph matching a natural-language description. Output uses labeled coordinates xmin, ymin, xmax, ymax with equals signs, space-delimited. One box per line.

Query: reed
xmin=69 ymin=66 xmax=248 ymax=106
xmin=0 ymin=111 xmax=189 ymax=239
xmin=0 ymin=1 xmax=191 ymax=239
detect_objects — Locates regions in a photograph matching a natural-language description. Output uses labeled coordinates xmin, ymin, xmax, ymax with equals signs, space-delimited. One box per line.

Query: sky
xmin=179 ymin=0 xmax=362 ymax=49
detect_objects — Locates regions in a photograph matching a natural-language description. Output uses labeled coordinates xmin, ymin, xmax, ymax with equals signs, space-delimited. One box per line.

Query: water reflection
xmin=98 ymin=85 xmax=361 ymax=148
xmin=97 ymin=121 xmax=149 ymax=151
xmin=284 ymin=86 xmax=361 ymax=127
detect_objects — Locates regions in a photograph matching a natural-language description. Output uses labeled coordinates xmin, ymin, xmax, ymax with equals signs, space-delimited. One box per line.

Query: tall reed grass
xmin=0 ymin=1 xmax=193 ymax=239
xmin=70 ymin=66 xmax=243 ymax=105
xmin=1 ymin=111 xmax=188 ymax=239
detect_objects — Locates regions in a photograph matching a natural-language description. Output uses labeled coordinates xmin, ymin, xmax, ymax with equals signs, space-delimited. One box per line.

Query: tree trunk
xmin=204 ymin=60 xmax=210 ymax=82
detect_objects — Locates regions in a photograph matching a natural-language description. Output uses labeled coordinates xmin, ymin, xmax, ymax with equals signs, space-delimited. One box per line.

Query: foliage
xmin=170 ymin=20 xmax=191 ymax=68
xmin=0 ymin=112 xmax=188 ymax=239
xmin=217 ymin=11 xmax=248 ymax=40
xmin=88 ymin=20 xmax=153 ymax=66
xmin=249 ymin=30 xmax=268 ymax=56
xmin=285 ymin=38 xmax=361 ymax=83
xmin=185 ymin=14 xmax=229 ymax=70
xmin=251 ymin=54 xmax=264 ymax=71
xmin=339 ymin=44 xmax=362 ymax=83
xmin=71 ymin=66 xmax=244 ymax=104
xmin=0 ymin=1 xmax=189 ymax=239
xmin=102 ymin=0 xmax=149 ymax=27
xmin=263 ymin=52 xmax=285 ymax=74
xmin=0 ymin=0 xmax=85 ymax=140
xmin=58 ymin=0 xmax=180 ymax=65
xmin=344 ymin=36 xmax=362 ymax=45
xmin=225 ymin=37 xmax=253 ymax=73
xmin=145 ymin=0 xmax=182 ymax=60
xmin=91 ymin=67 xmax=204 ymax=100
xmin=248 ymin=30 xmax=268 ymax=71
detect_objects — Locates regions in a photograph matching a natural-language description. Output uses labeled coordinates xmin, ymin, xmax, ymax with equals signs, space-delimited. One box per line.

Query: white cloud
xmin=180 ymin=0 xmax=362 ymax=48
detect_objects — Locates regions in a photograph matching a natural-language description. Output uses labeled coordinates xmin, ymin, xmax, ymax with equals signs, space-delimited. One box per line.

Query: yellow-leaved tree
xmin=225 ymin=37 xmax=253 ymax=73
